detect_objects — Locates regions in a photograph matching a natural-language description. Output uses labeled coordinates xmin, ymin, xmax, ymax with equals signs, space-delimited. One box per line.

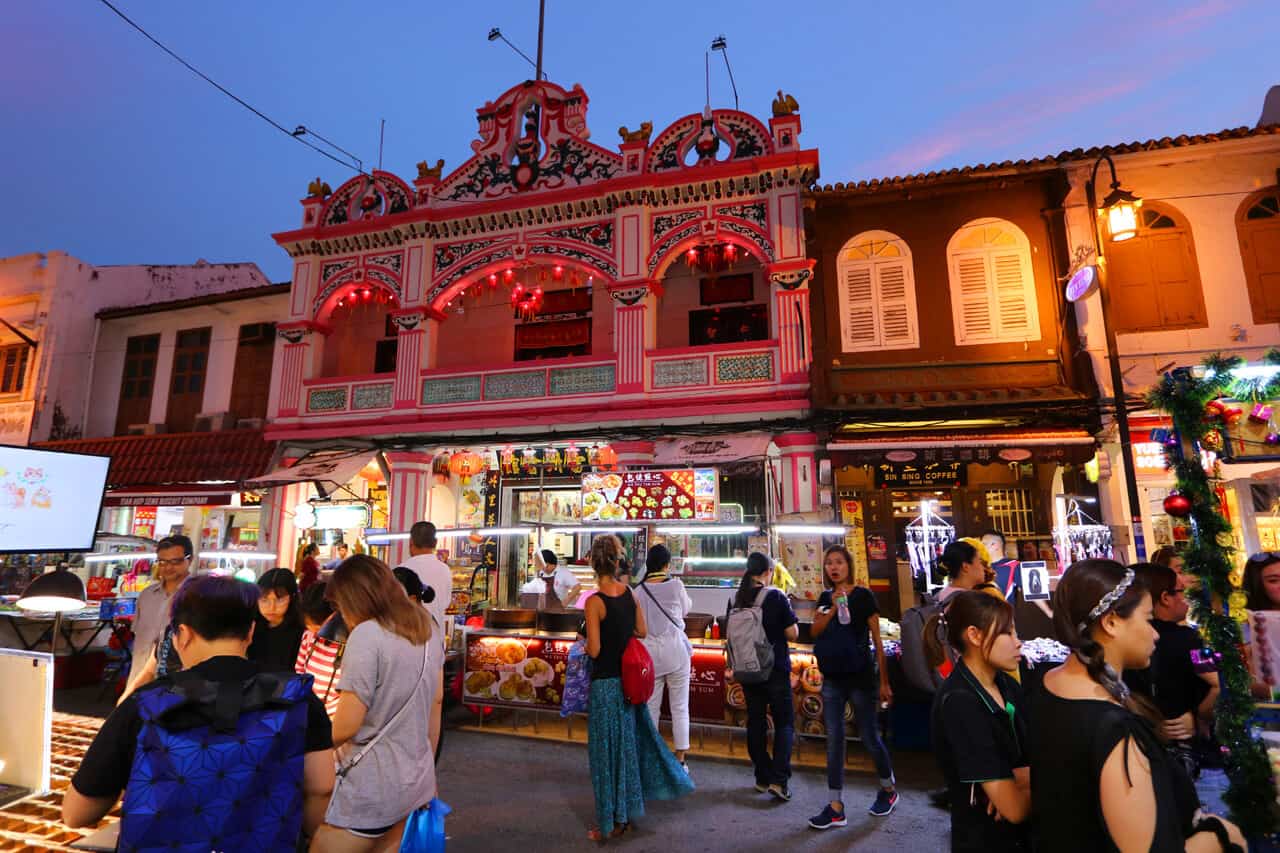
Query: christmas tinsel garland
xmin=1147 ymin=351 xmax=1280 ymax=835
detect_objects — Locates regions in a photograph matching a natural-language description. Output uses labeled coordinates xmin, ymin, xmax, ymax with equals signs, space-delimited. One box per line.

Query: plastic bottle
xmin=836 ymin=593 xmax=851 ymax=626
xmin=704 ymin=624 xmax=712 ymax=640
xmin=711 ymin=621 xmax=721 ymax=640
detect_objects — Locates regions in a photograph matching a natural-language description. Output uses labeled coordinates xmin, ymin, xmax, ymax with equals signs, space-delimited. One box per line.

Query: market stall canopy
xmin=828 ymin=428 xmax=1096 ymax=467
xmin=654 ymin=433 xmax=772 ymax=466
xmin=38 ymin=429 xmax=276 ymax=490
xmin=244 ymin=448 xmax=376 ymax=495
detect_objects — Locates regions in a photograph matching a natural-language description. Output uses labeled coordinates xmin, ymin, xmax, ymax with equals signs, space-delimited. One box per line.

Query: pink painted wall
xmin=319 ymin=300 xmax=392 ymax=377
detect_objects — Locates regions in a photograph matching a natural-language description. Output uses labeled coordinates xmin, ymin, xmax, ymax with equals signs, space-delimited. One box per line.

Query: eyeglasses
xmin=155 ymin=557 xmax=190 ymax=567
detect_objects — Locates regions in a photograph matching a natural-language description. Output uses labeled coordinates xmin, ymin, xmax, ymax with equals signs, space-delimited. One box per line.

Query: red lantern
xmin=503 ymin=268 xmax=515 ymax=284
xmin=552 ymin=265 xmax=564 ymax=281
xmin=488 ymin=273 xmax=498 ymax=289
xmin=1162 ymin=490 xmax=1193 ymax=518
xmin=594 ymin=444 xmax=619 ymax=471
xmin=448 ymin=450 xmax=486 ymax=484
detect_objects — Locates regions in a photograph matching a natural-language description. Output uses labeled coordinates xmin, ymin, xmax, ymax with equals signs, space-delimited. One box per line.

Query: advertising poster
xmin=779 ymin=536 xmax=823 ymax=600
xmin=462 ymin=632 xmax=573 ymax=709
xmin=581 ymin=468 xmax=718 ymax=522
xmin=0 ymin=446 xmax=109 ymax=552
xmin=840 ymin=499 xmax=871 ymax=588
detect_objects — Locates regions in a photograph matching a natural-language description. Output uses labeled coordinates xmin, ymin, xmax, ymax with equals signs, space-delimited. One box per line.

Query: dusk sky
xmin=3 ymin=0 xmax=1276 ymax=282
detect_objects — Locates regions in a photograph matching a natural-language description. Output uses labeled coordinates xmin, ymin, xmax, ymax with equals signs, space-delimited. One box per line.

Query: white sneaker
xmin=680 ymin=761 xmax=690 ymax=775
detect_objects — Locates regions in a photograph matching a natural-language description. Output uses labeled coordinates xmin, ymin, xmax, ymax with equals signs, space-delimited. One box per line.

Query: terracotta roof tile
xmin=811 ymin=124 xmax=1280 ymax=195
xmin=37 ymin=429 xmax=276 ymax=489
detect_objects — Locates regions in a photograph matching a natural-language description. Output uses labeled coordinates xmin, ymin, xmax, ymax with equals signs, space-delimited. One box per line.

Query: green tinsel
xmin=1147 ymin=353 xmax=1280 ymax=835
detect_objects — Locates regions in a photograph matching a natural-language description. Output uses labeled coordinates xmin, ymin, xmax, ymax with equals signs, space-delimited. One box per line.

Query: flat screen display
xmin=0 ymin=445 xmax=110 ymax=553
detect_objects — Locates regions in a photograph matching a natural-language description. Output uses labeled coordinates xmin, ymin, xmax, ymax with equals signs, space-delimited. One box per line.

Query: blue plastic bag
xmin=560 ymin=637 xmax=591 ymax=717
xmin=400 ymin=797 xmax=451 ymax=852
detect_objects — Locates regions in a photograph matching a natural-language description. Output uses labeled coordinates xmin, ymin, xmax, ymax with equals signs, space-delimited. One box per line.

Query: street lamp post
xmin=1084 ymin=153 xmax=1146 ymax=561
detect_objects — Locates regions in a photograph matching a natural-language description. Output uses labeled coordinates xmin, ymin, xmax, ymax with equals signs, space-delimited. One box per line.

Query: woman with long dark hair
xmin=1029 ymin=559 xmax=1244 ymax=852
xmin=733 ymin=551 xmax=799 ymax=802
xmin=312 ymin=555 xmax=442 ymax=852
xmin=807 ymin=545 xmax=896 ymax=829
xmin=927 ymin=591 xmax=1029 ymax=852
xmin=248 ymin=568 xmax=306 ymax=672
xmin=584 ymin=535 xmax=693 ymax=842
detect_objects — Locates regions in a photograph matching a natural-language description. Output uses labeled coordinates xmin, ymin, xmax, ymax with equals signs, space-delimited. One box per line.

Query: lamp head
xmin=18 ymin=567 xmax=87 ymax=613
xmin=1100 ymin=183 xmax=1143 ymax=242
xmin=487 ymin=27 xmax=502 ymax=41
xmin=710 ymin=35 xmax=727 ymax=51
xmin=291 ymin=125 xmax=307 ymax=138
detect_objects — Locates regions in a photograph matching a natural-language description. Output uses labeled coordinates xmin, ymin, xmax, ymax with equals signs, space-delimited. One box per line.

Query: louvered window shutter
xmin=953 ymin=254 xmax=993 ymax=343
xmin=874 ymin=260 xmax=917 ymax=348
xmin=842 ymin=263 xmax=878 ymax=350
xmin=991 ymin=250 xmax=1037 ymax=339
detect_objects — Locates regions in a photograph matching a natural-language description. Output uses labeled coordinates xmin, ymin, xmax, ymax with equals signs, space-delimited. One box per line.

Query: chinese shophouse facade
xmin=806 ymin=162 xmax=1101 ymax=621
xmin=260 ymin=80 xmax=821 ymax=612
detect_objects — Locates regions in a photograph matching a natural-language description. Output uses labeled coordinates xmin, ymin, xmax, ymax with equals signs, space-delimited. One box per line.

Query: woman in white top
xmin=312 ymin=555 xmax=442 ymax=853
xmin=636 ymin=544 xmax=694 ymax=772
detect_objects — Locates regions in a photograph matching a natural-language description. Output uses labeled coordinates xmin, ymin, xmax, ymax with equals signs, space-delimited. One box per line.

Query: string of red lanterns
xmin=684 ymin=241 xmax=739 ymax=275
xmin=335 ymin=286 xmax=395 ymax=310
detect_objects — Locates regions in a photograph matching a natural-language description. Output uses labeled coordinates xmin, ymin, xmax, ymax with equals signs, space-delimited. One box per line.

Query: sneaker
xmin=869 ymin=790 xmax=899 ymax=817
xmin=754 ymin=781 xmax=770 ymax=793
xmin=768 ymin=782 xmax=792 ymax=802
xmin=680 ymin=761 xmax=690 ymax=776
xmin=808 ymin=804 xmax=847 ymax=830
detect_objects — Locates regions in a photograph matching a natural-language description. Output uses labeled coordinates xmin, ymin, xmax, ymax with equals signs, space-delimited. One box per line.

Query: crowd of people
xmin=56 ymin=526 xmax=1277 ymax=851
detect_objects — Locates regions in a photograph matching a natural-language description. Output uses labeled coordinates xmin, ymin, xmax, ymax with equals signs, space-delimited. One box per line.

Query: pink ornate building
xmin=260 ymin=80 xmax=820 ymax=589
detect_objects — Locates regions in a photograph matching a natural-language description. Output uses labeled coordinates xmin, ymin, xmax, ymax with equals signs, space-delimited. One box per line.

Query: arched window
xmin=946 ymin=218 xmax=1039 ymax=345
xmin=1106 ymin=202 xmax=1206 ymax=333
xmin=1237 ymin=189 xmax=1280 ymax=324
xmin=835 ymin=230 xmax=919 ymax=352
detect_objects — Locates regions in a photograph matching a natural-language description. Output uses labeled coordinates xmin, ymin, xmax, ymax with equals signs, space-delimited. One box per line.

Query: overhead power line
xmin=95 ymin=0 xmax=366 ymax=175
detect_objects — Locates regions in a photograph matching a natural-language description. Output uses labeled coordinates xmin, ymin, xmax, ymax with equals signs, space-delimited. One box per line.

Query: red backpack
xmin=621 ymin=637 xmax=654 ymax=705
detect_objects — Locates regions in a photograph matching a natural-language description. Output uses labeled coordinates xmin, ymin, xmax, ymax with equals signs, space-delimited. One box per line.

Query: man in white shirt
xmin=399 ymin=522 xmax=452 ymax=637
xmin=519 ymin=549 xmax=580 ymax=610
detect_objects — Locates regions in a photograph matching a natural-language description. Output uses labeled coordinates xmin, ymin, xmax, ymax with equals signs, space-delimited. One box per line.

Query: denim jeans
xmin=822 ymin=676 xmax=894 ymax=795
xmin=743 ymin=668 xmax=794 ymax=786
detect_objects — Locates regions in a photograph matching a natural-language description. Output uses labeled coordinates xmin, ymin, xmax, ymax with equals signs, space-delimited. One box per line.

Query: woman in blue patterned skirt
xmin=584 ymin=534 xmax=694 ymax=842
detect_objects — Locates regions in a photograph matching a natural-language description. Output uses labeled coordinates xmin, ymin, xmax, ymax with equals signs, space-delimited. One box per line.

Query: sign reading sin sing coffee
xmin=874 ymin=461 xmax=966 ymax=489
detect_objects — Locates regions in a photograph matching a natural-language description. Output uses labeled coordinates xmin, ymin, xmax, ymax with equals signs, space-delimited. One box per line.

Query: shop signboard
xmin=874 ymin=461 xmax=966 ymax=489
xmin=581 ymin=468 xmax=718 ymax=522
xmin=839 ymin=499 xmax=871 ymax=589
xmin=461 ymin=632 xmax=572 ymax=709
xmin=105 ymin=494 xmax=233 ymax=508
xmin=0 ymin=400 xmax=35 ymax=446
xmin=689 ymin=645 xmax=729 ymax=722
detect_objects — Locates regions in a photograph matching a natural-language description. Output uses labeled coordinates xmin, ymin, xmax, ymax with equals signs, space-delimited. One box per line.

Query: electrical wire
xmin=94 ymin=0 xmax=366 ymax=176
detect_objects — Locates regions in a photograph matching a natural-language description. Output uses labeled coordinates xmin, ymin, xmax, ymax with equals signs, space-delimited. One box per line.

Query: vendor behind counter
xmin=519 ymin=549 xmax=581 ymax=611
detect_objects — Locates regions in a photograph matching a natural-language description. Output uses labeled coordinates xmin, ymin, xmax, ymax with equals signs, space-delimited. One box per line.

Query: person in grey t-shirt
xmin=312 ymin=555 xmax=442 ymax=851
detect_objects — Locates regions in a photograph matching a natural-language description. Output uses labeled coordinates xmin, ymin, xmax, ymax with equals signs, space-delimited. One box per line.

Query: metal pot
xmin=483 ymin=608 xmax=537 ymax=629
xmin=537 ymin=609 xmax=584 ymax=634
xmin=684 ymin=612 xmax=714 ymax=638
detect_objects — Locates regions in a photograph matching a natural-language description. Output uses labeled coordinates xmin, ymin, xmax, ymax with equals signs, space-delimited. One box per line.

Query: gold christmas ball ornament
xmin=1216 ymin=532 xmax=1234 ymax=548
xmin=1200 ymin=430 xmax=1224 ymax=452
xmin=1228 ymin=590 xmax=1249 ymax=621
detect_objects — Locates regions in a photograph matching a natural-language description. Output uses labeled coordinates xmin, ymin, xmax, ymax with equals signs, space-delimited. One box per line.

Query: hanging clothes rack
xmin=905 ymin=498 xmax=955 ymax=593
xmin=1052 ymin=499 xmax=1114 ymax=567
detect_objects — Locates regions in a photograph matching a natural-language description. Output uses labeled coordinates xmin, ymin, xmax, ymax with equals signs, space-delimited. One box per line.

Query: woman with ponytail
xmin=1029 ymin=560 xmax=1244 ymax=853
xmin=927 ymin=591 xmax=1029 ymax=852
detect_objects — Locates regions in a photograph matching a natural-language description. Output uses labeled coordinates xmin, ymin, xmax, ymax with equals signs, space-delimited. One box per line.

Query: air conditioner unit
xmin=127 ymin=423 xmax=166 ymax=436
xmin=193 ymin=412 xmax=236 ymax=432
xmin=236 ymin=417 xmax=265 ymax=430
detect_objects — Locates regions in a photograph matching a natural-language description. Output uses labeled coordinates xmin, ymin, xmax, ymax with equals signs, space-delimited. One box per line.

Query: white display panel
xmin=0 ymin=445 xmax=110 ymax=553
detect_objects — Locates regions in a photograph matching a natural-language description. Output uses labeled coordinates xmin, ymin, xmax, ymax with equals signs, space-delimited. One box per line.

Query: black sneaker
xmin=869 ymin=789 xmax=898 ymax=817
xmin=754 ymin=781 xmax=769 ymax=793
xmin=768 ymin=782 xmax=792 ymax=802
xmin=808 ymin=804 xmax=847 ymax=830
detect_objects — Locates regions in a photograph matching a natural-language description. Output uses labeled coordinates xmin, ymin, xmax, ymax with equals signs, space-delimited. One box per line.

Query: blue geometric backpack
xmin=119 ymin=671 xmax=314 ymax=853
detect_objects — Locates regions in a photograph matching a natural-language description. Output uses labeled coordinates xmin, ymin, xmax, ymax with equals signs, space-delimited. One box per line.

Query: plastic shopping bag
xmin=400 ymin=797 xmax=451 ymax=852
xmin=560 ymin=638 xmax=591 ymax=717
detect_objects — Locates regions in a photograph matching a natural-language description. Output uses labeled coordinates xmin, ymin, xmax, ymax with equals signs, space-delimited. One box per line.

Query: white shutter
xmin=874 ymin=260 xmax=918 ymax=348
xmin=953 ymin=254 xmax=993 ymax=343
xmin=842 ymin=263 xmax=878 ymax=350
xmin=992 ymin=251 xmax=1038 ymax=339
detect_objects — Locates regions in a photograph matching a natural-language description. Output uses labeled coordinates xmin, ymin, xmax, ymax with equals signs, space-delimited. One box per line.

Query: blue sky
xmin=2 ymin=0 xmax=1275 ymax=281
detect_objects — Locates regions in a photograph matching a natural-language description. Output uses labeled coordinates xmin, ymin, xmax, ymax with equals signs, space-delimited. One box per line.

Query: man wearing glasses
xmin=128 ymin=535 xmax=193 ymax=681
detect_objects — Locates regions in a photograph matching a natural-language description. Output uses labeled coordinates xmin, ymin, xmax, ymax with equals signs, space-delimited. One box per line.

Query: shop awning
xmin=244 ymin=448 xmax=376 ymax=494
xmin=38 ymin=429 xmax=276 ymax=490
xmin=827 ymin=428 xmax=1096 ymax=466
xmin=654 ymin=433 xmax=772 ymax=466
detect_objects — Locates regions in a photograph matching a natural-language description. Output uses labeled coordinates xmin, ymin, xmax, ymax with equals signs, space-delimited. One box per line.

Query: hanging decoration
xmin=683 ymin=241 xmax=739 ymax=275
xmin=448 ymin=450 xmax=486 ymax=484
xmin=905 ymin=499 xmax=954 ymax=590
xmin=1147 ymin=352 xmax=1280 ymax=835
xmin=1162 ymin=490 xmax=1193 ymax=518
xmin=591 ymin=444 xmax=619 ymax=471
xmin=510 ymin=281 xmax=544 ymax=321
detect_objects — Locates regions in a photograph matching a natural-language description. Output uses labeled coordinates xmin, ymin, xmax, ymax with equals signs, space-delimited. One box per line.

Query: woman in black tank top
xmin=583 ymin=535 xmax=693 ymax=842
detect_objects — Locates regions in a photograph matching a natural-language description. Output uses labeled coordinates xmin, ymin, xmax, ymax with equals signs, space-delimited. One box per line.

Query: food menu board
xmin=581 ymin=468 xmax=718 ymax=522
xmin=462 ymin=632 xmax=573 ymax=708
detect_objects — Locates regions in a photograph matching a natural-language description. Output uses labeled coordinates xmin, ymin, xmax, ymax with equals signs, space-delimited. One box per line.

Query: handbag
xmin=400 ymin=797 xmax=451 ymax=853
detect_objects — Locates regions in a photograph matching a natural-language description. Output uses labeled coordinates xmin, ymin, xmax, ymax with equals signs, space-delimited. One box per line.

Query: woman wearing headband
xmin=1028 ymin=560 xmax=1244 ymax=853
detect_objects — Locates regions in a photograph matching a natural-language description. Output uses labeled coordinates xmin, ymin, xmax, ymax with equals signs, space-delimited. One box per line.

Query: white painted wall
xmin=0 ymin=253 xmax=274 ymax=442
xmin=86 ymin=291 xmax=289 ymax=438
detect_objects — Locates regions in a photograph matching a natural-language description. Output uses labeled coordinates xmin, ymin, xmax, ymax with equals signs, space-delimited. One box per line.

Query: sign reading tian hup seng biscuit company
xmin=581 ymin=468 xmax=718 ymax=522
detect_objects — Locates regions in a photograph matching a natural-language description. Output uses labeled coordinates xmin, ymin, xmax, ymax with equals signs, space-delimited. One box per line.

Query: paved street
xmin=436 ymin=729 xmax=948 ymax=852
